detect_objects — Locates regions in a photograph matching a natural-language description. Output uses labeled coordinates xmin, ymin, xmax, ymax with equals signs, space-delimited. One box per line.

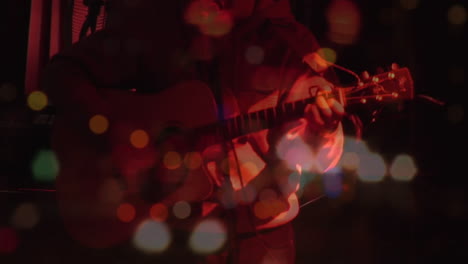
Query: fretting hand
xmin=287 ymin=74 xmax=345 ymax=134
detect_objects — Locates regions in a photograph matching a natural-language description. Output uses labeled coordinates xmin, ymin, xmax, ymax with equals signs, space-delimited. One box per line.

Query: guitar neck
xmin=199 ymin=92 xmax=337 ymax=141
xmin=200 ymin=66 xmax=414 ymax=140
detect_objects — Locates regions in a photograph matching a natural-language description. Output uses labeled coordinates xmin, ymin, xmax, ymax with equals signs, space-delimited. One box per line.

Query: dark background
xmin=1 ymin=0 xmax=467 ymax=263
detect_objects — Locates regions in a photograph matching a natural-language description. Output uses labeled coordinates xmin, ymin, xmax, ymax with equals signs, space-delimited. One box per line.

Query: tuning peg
xmin=361 ymin=70 xmax=370 ymax=80
xmin=391 ymin=63 xmax=399 ymax=70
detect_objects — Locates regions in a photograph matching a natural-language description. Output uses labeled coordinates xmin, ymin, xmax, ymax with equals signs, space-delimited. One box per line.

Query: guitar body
xmin=51 ymin=81 xmax=222 ymax=247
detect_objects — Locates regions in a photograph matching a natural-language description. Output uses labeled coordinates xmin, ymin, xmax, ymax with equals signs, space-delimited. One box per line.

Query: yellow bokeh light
xmin=27 ymin=91 xmax=48 ymax=111
xmin=318 ymin=47 xmax=338 ymax=64
xmin=130 ymin=129 xmax=149 ymax=149
xmin=400 ymin=0 xmax=419 ymax=10
xmin=89 ymin=114 xmax=109 ymax=134
xmin=164 ymin=151 xmax=182 ymax=170
xmin=10 ymin=203 xmax=40 ymax=229
xmin=448 ymin=5 xmax=467 ymax=25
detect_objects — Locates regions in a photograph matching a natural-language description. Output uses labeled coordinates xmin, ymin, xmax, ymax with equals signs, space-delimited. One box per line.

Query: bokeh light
xmin=89 ymin=114 xmax=109 ymax=134
xmin=130 ymin=129 xmax=149 ymax=149
xmin=183 ymin=152 xmax=202 ymax=170
xmin=389 ymin=154 xmax=418 ymax=181
xmin=116 ymin=203 xmax=136 ymax=223
xmin=150 ymin=203 xmax=168 ymax=222
xmin=245 ymin=45 xmax=265 ymax=65
xmin=235 ymin=184 xmax=257 ymax=204
xmin=27 ymin=91 xmax=48 ymax=111
xmin=0 ymin=82 xmax=17 ymax=102
xmin=163 ymin=151 xmax=182 ymax=170
xmin=189 ymin=218 xmax=227 ymax=255
xmin=185 ymin=0 xmax=220 ymax=26
xmin=400 ymin=0 xmax=419 ymax=10
xmin=357 ymin=153 xmax=387 ymax=183
xmin=185 ymin=0 xmax=233 ymax=37
xmin=317 ymin=47 xmax=337 ymax=64
xmin=31 ymin=149 xmax=59 ymax=182
xmin=276 ymin=135 xmax=314 ymax=171
xmin=339 ymin=136 xmax=371 ymax=171
xmin=323 ymin=168 xmax=344 ymax=198
xmin=340 ymin=151 xmax=360 ymax=171
xmin=254 ymin=200 xmax=272 ymax=220
xmin=199 ymin=11 xmax=233 ymax=37
xmin=133 ymin=220 xmax=171 ymax=254
xmin=173 ymin=201 xmax=191 ymax=219
xmin=10 ymin=203 xmax=40 ymax=229
xmin=447 ymin=103 xmax=464 ymax=125
xmin=98 ymin=178 xmax=124 ymax=204
xmin=448 ymin=4 xmax=467 ymax=25
xmin=326 ymin=0 xmax=361 ymax=45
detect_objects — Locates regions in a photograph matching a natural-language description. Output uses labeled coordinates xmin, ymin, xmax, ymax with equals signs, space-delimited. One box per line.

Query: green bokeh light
xmin=31 ymin=150 xmax=59 ymax=182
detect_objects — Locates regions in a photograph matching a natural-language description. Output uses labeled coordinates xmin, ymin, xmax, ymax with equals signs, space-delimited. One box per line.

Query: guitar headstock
xmin=343 ymin=65 xmax=414 ymax=106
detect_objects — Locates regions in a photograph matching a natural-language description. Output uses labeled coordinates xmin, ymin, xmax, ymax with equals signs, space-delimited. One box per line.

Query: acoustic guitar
xmin=50 ymin=66 xmax=413 ymax=245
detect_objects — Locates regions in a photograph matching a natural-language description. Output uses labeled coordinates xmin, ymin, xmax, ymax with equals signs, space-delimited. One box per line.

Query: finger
xmin=316 ymin=95 xmax=332 ymax=117
xmin=305 ymin=104 xmax=325 ymax=126
xmin=321 ymin=84 xmax=333 ymax=92
xmin=327 ymin=98 xmax=345 ymax=115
